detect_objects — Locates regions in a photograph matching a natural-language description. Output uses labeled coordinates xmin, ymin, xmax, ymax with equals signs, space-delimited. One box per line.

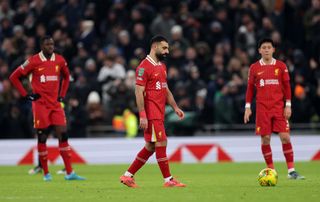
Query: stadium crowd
xmin=1 ymin=0 xmax=320 ymax=138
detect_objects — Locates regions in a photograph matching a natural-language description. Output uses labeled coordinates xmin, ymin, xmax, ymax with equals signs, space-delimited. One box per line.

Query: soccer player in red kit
xmin=244 ymin=38 xmax=304 ymax=180
xmin=9 ymin=36 xmax=85 ymax=181
xmin=120 ymin=35 xmax=186 ymax=188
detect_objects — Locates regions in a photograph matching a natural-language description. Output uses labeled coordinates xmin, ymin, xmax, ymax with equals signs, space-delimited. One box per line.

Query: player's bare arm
xmin=166 ymin=87 xmax=184 ymax=120
xmin=135 ymin=84 xmax=148 ymax=130
xmin=244 ymin=108 xmax=252 ymax=124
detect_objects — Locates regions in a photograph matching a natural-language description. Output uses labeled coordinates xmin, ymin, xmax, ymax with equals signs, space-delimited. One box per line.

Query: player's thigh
xmin=272 ymin=111 xmax=290 ymax=133
xmin=256 ymin=110 xmax=272 ymax=135
xmin=144 ymin=120 xmax=167 ymax=142
xmin=50 ymin=107 xmax=67 ymax=126
xmin=32 ymin=102 xmax=50 ymax=129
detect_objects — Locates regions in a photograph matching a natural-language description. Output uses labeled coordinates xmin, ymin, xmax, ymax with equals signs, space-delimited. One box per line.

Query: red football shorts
xmin=255 ymin=110 xmax=290 ymax=135
xmin=144 ymin=119 xmax=167 ymax=142
xmin=32 ymin=102 xmax=66 ymax=129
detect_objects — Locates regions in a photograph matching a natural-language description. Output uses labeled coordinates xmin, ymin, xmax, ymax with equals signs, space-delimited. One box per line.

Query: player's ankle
xmin=164 ymin=176 xmax=173 ymax=182
xmin=124 ymin=171 xmax=133 ymax=177
xmin=288 ymin=168 xmax=295 ymax=173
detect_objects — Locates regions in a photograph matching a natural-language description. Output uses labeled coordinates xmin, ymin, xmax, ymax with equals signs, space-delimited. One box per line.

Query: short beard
xmin=156 ymin=52 xmax=168 ymax=61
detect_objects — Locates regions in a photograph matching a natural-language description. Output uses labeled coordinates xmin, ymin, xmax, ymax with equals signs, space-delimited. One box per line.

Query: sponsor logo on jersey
xmin=265 ymin=79 xmax=279 ymax=85
xmin=259 ymin=79 xmax=265 ymax=87
xmin=154 ymin=73 xmax=159 ymax=77
xmin=155 ymin=81 xmax=167 ymax=90
xmin=156 ymin=81 xmax=161 ymax=90
xmin=257 ymin=71 xmax=264 ymax=75
xmin=138 ymin=68 xmax=145 ymax=76
xmin=274 ymin=68 xmax=279 ymax=76
xmin=259 ymin=79 xmax=279 ymax=87
xmin=40 ymin=75 xmax=58 ymax=83
xmin=46 ymin=75 xmax=58 ymax=81
xmin=38 ymin=67 xmax=45 ymax=71
xmin=40 ymin=75 xmax=46 ymax=83
xmin=137 ymin=77 xmax=143 ymax=81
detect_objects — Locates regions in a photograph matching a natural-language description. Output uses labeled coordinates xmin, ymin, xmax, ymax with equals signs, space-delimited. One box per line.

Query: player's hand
xmin=284 ymin=106 xmax=292 ymax=120
xmin=139 ymin=111 xmax=148 ymax=130
xmin=244 ymin=108 xmax=252 ymax=124
xmin=26 ymin=93 xmax=41 ymax=101
xmin=139 ymin=117 xmax=148 ymax=130
xmin=174 ymin=107 xmax=185 ymax=120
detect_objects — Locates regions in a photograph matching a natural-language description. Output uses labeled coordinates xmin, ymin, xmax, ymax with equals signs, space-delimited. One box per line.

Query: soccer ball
xmin=258 ymin=168 xmax=278 ymax=186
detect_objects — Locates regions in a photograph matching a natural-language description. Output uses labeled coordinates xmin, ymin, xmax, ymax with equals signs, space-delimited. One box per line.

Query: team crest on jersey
xmin=256 ymin=127 xmax=261 ymax=133
xmin=274 ymin=68 xmax=279 ymax=76
xmin=138 ymin=68 xmax=144 ymax=76
xmin=55 ymin=65 xmax=60 ymax=72
xmin=21 ymin=60 xmax=29 ymax=69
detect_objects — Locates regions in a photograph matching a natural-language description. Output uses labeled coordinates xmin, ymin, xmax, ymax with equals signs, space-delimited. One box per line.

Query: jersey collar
xmin=146 ymin=55 xmax=161 ymax=66
xmin=259 ymin=58 xmax=276 ymax=66
xmin=39 ymin=51 xmax=56 ymax=62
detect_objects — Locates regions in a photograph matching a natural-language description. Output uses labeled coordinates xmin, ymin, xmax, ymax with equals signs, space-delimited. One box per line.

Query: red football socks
xmin=38 ymin=143 xmax=49 ymax=175
xmin=156 ymin=146 xmax=171 ymax=178
xmin=282 ymin=143 xmax=294 ymax=169
xmin=128 ymin=147 xmax=154 ymax=175
xmin=59 ymin=141 xmax=73 ymax=174
xmin=261 ymin=144 xmax=274 ymax=169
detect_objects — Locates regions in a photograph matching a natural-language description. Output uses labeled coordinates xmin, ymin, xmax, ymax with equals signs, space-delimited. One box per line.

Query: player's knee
xmin=280 ymin=134 xmax=290 ymax=143
xmin=145 ymin=142 xmax=155 ymax=152
xmin=59 ymin=132 xmax=69 ymax=142
xmin=147 ymin=145 xmax=155 ymax=152
xmin=261 ymin=136 xmax=271 ymax=145
xmin=37 ymin=129 xmax=49 ymax=143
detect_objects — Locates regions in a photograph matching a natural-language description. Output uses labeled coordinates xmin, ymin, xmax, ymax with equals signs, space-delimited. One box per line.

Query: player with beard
xmin=120 ymin=35 xmax=186 ymax=188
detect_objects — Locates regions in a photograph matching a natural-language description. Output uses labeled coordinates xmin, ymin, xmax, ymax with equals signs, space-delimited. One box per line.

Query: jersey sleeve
xmin=281 ymin=63 xmax=290 ymax=81
xmin=59 ymin=58 xmax=70 ymax=98
xmin=136 ymin=65 xmax=148 ymax=86
xmin=19 ymin=57 xmax=35 ymax=76
xmin=9 ymin=57 xmax=35 ymax=97
xmin=281 ymin=63 xmax=291 ymax=100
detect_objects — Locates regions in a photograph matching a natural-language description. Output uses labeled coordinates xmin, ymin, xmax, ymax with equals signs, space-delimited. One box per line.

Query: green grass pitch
xmin=0 ymin=162 xmax=319 ymax=202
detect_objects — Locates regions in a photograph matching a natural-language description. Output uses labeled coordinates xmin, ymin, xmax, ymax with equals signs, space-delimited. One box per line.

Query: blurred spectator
xmin=86 ymin=91 xmax=107 ymax=125
xmin=67 ymin=95 xmax=88 ymax=137
xmin=150 ymin=6 xmax=176 ymax=40
xmin=97 ymin=55 xmax=126 ymax=106
xmin=291 ymin=85 xmax=315 ymax=123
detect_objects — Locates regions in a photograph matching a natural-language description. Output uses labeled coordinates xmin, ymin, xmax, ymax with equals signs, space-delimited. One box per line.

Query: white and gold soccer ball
xmin=258 ymin=168 xmax=278 ymax=186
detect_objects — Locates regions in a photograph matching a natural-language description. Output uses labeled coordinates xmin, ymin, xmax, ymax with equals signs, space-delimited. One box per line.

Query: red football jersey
xmin=246 ymin=58 xmax=290 ymax=111
xmin=18 ymin=51 xmax=70 ymax=107
xmin=136 ymin=55 xmax=168 ymax=120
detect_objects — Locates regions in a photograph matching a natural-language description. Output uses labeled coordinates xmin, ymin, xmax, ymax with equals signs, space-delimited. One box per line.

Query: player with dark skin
xmin=10 ymin=36 xmax=84 ymax=181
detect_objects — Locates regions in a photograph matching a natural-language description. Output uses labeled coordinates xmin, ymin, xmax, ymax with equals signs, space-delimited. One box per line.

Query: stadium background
xmin=0 ymin=0 xmax=320 ymax=138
